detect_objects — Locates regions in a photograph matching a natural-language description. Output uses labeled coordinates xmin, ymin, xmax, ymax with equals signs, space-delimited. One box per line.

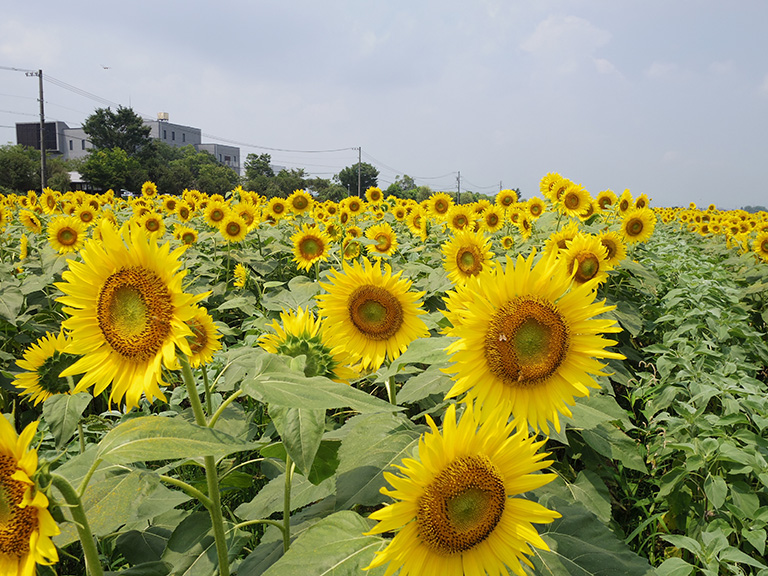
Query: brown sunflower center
xmin=435 ymin=199 xmax=449 ymax=214
xmin=484 ymin=297 xmax=569 ymax=388
xmin=181 ymin=231 xmax=197 ymax=245
xmin=145 ymin=218 xmax=161 ymax=232
xmin=348 ymin=285 xmax=403 ymax=340
xmin=761 ymin=240 xmax=768 ymax=253
xmin=599 ymin=196 xmax=613 ymax=210
xmin=0 ymin=455 xmax=36 ymax=557
xmin=600 ymin=239 xmax=617 ymax=260
xmin=452 ymin=215 xmax=468 ymax=229
xmin=375 ymin=234 xmax=391 ymax=252
xmin=417 ymin=455 xmax=506 ymax=555
xmin=225 ymin=221 xmax=242 ymax=237
xmin=626 ymin=217 xmax=644 ymax=237
xmin=299 ymin=236 xmax=324 ymax=259
xmin=57 ymin=227 xmax=78 ymax=246
xmin=456 ymin=245 xmax=483 ymax=276
xmin=80 ymin=211 xmax=94 ymax=223
xmin=97 ymin=267 xmax=174 ymax=360
xmin=564 ymin=192 xmax=580 ymax=209
xmin=293 ymin=196 xmax=309 ymax=210
xmin=210 ymin=209 xmax=225 ymax=222
xmin=574 ymin=253 xmax=600 ymax=283
xmin=486 ymin=213 xmax=500 ymax=227
xmin=530 ymin=203 xmax=543 ymax=216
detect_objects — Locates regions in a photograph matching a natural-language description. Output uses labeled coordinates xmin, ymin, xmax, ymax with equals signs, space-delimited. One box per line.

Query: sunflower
xmin=259 ymin=307 xmax=358 ymax=381
xmin=266 ymin=197 xmax=289 ymax=222
xmin=47 ymin=216 xmax=88 ymax=255
xmin=392 ymin=205 xmax=408 ymax=222
xmin=495 ymin=189 xmax=518 ymax=209
xmin=136 ymin=212 xmax=166 ymax=239
xmin=560 ymin=233 xmax=612 ymax=285
xmin=342 ymin=196 xmax=365 ymax=217
xmin=39 ymin=189 xmax=58 ymax=214
xmin=54 ymin=221 xmax=204 ymax=410
xmin=446 ymin=205 xmax=474 ymax=232
xmin=219 ymin=213 xmax=248 ymax=243
xmin=526 ymin=197 xmax=546 ymax=219
xmin=406 ymin=208 xmax=427 ymax=241
xmin=365 ymin=222 xmax=398 ymax=258
xmin=342 ymin=236 xmax=362 ymax=260
xmin=185 ymin=307 xmax=222 ymax=368
xmin=317 ymin=257 xmax=428 ymax=370
xmin=175 ymin=200 xmax=193 ymax=222
xmin=480 ymin=205 xmax=504 ymax=233
xmin=621 ymin=208 xmax=656 ymax=244
xmin=0 ymin=205 xmax=12 ymax=231
xmin=543 ymin=221 xmax=580 ymax=257
xmin=233 ymin=263 xmax=248 ymax=288
xmin=18 ymin=211 xmax=42 ymax=235
xmin=19 ymin=234 xmax=28 ymax=262
xmin=74 ymin=205 xmax=98 ymax=227
xmin=364 ymin=402 xmax=559 ymax=576
xmin=291 ymin=224 xmax=331 ymax=271
xmin=597 ymin=230 xmax=627 ymax=267
xmin=443 ymin=251 xmax=624 ymax=433
xmin=173 ymin=225 xmax=198 ymax=246
xmin=500 ymin=235 xmax=515 ymax=250
xmin=617 ymin=189 xmax=633 ymax=214
xmin=365 ymin=186 xmax=384 ymax=205
xmin=13 ymin=332 xmax=80 ymax=406
xmin=596 ymin=189 xmax=617 ymax=212
xmin=516 ymin=214 xmax=533 ymax=240
xmin=234 ymin=202 xmax=258 ymax=230
xmin=0 ymin=418 xmax=60 ymax=576
xmin=204 ymin=200 xmax=230 ymax=228
xmin=426 ymin=193 xmax=454 ymax=220
xmin=141 ymin=181 xmax=158 ymax=197
xmin=634 ymin=193 xmax=650 ymax=210
xmin=753 ymin=231 xmax=768 ymax=263
xmin=559 ymin=183 xmax=591 ymax=217
xmin=442 ymin=229 xmax=494 ymax=285
xmin=287 ymin=189 xmax=313 ymax=215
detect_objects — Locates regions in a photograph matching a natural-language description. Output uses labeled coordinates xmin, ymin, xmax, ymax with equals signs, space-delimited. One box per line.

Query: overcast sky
xmin=2 ymin=1 xmax=767 ymax=209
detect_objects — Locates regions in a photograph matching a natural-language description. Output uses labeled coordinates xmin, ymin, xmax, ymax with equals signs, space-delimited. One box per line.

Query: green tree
xmin=335 ymin=162 xmax=378 ymax=196
xmin=244 ymin=153 xmax=275 ymax=178
xmin=385 ymin=174 xmax=416 ymax=198
xmin=0 ymin=144 xmax=39 ymax=192
xmin=82 ymin=106 xmax=151 ymax=156
xmin=79 ymin=147 xmax=144 ymax=191
xmin=195 ymin=163 xmax=239 ymax=196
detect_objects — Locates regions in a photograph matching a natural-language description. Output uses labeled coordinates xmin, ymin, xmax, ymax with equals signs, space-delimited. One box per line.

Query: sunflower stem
xmin=179 ymin=353 xmax=231 ymax=576
xmin=283 ymin=453 xmax=295 ymax=553
xmin=158 ymin=474 xmax=213 ymax=508
xmin=77 ymin=422 xmax=85 ymax=454
xmin=50 ymin=473 xmax=104 ymax=576
xmin=209 ymin=389 xmax=244 ymax=429
xmin=203 ymin=365 xmax=213 ymax=416
xmin=385 ymin=375 xmax=397 ymax=406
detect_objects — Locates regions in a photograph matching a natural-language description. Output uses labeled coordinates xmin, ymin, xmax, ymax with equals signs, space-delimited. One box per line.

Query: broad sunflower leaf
xmin=234 ymin=472 xmax=335 ymax=521
xmin=261 ymin=511 xmax=387 ymax=576
xmin=42 ymin=392 xmax=92 ymax=449
xmin=270 ymin=406 xmax=325 ymax=479
xmin=379 ymin=336 xmax=457 ymax=379
xmin=96 ymin=416 xmax=259 ymax=464
xmin=0 ymin=284 xmax=23 ymax=325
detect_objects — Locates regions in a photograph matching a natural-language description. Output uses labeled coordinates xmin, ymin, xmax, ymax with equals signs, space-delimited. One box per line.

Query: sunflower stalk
xmin=283 ymin=453 xmax=295 ymax=553
xmin=50 ymin=473 xmax=104 ymax=576
xmin=385 ymin=375 xmax=397 ymax=406
xmin=179 ymin=353 xmax=231 ymax=576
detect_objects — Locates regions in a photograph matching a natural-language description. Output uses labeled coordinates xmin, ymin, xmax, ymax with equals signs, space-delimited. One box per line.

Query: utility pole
xmin=357 ymin=147 xmax=361 ymax=197
xmin=25 ymin=69 xmax=46 ymax=190
xmin=456 ymin=171 xmax=461 ymax=204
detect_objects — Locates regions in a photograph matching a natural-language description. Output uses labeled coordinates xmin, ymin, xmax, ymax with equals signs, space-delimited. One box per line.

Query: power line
xmin=202 ymin=132 xmax=357 ymax=154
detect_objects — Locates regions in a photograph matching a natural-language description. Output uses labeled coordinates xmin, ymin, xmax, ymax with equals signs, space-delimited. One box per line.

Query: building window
xmin=172 ymin=131 xmax=175 ymax=141
xmin=69 ymin=140 xmax=73 ymax=150
xmin=82 ymin=140 xmax=86 ymax=150
xmin=163 ymin=129 xmax=167 ymax=140
xmin=182 ymin=133 xmax=186 ymax=142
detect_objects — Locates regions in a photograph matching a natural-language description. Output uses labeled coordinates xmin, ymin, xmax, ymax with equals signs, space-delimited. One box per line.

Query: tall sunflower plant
xmin=0 ymin=181 xmax=702 ymax=576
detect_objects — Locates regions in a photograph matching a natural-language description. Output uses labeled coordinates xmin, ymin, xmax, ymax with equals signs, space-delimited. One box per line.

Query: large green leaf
xmin=0 ymin=285 xmax=23 ymax=325
xmin=96 ymin=416 xmax=257 ymax=464
xmin=235 ymin=472 xmax=335 ymax=521
xmin=42 ymin=392 xmax=92 ymax=449
xmin=243 ymin=372 xmax=399 ymax=413
xmin=379 ymin=336 xmax=457 ymax=379
xmin=531 ymin=502 xmax=656 ymax=576
xmin=270 ymin=406 xmax=325 ymax=479
xmin=261 ymin=511 xmax=387 ymax=576
xmin=335 ymin=412 xmax=422 ymax=510
xmin=580 ymin=422 xmax=647 ymax=473
xmin=396 ymin=365 xmax=454 ymax=404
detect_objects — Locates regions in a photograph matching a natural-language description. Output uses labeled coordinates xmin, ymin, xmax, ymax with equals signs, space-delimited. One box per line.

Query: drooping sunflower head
xmin=406 ymin=207 xmax=427 ymax=240
xmin=443 ymin=251 xmax=625 ymax=433
xmin=54 ymin=221 xmax=204 ymax=410
xmin=317 ymin=257 xmax=428 ymax=370
xmin=291 ymin=224 xmax=331 ymax=271
xmin=19 ymin=210 xmax=42 ymax=234
xmin=13 ymin=331 xmax=81 ymax=406
xmin=0 ymin=418 xmax=60 ymax=572
xmin=365 ymin=402 xmax=559 ymax=576
xmin=185 ymin=306 xmax=222 ymax=368
xmin=365 ymin=222 xmax=398 ymax=258
xmin=621 ymin=208 xmax=656 ymax=244
xmin=259 ymin=307 xmax=358 ymax=381
xmin=233 ymin=263 xmax=248 ymax=288
xmin=48 ymin=215 xmax=88 ymax=254
xmin=442 ymin=229 xmax=495 ymax=285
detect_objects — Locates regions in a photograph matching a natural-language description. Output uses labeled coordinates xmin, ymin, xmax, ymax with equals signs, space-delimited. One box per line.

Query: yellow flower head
xmin=233 ymin=263 xmax=248 ymax=288
xmin=621 ymin=208 xmax=656 ymax=244
xmin=13 ymin=332 xmax=80 ymax=406
xmin=365 ymin=222 xmax=398 ymax=258
xmin=287 ymin=189 xmax=313 ymax=215
xmin=441 ymin=229 xmax=495 ymax=286
xmin=291 ymin=224 xmax=331 ymax=271
xmin=364 ymin=402 xmax=559 ymax=576
xmin=47 ymin=215 xmax=88 ymax=255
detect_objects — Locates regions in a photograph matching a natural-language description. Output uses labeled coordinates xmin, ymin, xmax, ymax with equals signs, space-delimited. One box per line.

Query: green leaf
xmin=571 ymin=471 xmax=612 ymax=524
xmin=379 ymin=336 xmax=457 ymax=379
xmin=42 ymin=392 xmax=92 ymax=449
xmin=396 ymin=365 xmax=454 ymax=404
xmin=532 ymin=502 xmax=656 ymax=576
xmin=243 ymin=372 xmax=399 ymax=413
xmin=117 ymin=527 xmax=172 ymax=565
xmin=261 ymin=511 xmax=387 ymax=576
xmin=656 ymin=557 xmax=695 ymax=576
xmin=96 ymin=416 xmax=257 ymax=464
xmin=335 ymin=412 xmax=422 ymax=510
xmin=308 ymin=440 xmax=341 ymax=486
xmin=105 ymin=561 xmax=172 ymax=576
xmin=580 ymin=422 xmax=647 ymax=473
xmin=160 ymin=512 xmax=247 ymax=576
xmin=0 ymin=285 xmax=23 ymax=325
xmin=262 ymin=275 xmax=321 ymax=312
xmin=742 ymin=527 xmax=766 ymax=555
xmin=270 ymin=406 xmax=325 ymax=479
xmin=235 ymin=472 xmax=335 ymax=521
xmin=704 ymin=474 xmax=728 ymax=509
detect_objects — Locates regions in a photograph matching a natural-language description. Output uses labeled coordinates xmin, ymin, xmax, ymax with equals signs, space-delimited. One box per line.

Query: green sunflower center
xmin=417 ymin=455 xmax=506 ymax=555
xmin=210 ymin=209 xmax=225 ymax=222
xmin=485 ymin=297 xmax=569 ymax=388
xmin=226 ymin=222 xmax=242 ymax=237
xmin=375 ymin=234 xmax=391 ymax=252
xmin=299 ymin=236 xmax=323 ymax=259
xmin=145 ymin=218 xmax=161 ymax=232
xmin=293 ymin=196 xmax=309 ymax=210
xmin=457 ymin=246 xmax=482 ymax=276
xmin=348 ymin=285 xmax=404 ymax=341
xmin=97 ymin=266 xmax=174 ymax=360
xmin=574 ymin=253 xmax=600 ymax=283
xmin=0 ymin=456 xmax=36 ymax=557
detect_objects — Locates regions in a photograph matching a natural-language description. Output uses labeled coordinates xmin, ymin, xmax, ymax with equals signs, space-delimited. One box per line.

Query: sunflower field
xmin=1 ymin=176 xmax=768 ymax=576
